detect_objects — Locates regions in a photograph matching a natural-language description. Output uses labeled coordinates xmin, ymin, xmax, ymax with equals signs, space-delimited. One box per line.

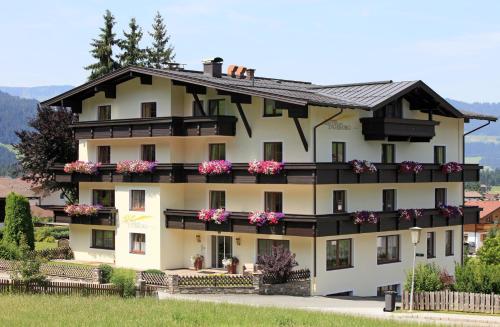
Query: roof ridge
xmin=310 ymin=80 xmax=395 ymax=89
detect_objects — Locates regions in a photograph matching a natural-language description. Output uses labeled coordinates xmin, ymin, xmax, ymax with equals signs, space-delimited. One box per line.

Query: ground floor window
xmin=445 ymin=230 xmax=454 ymax=256
xmin=377 ymin=235 xmax=399 ymax=264
xmin=257 ymin=239 xmax=290 ymax=257
xmin=377 ymin=284 xmax=400 ymax=296
xmin=92 ymin=230 xmax=115 ymax=250
xmin=427 ymin=232 xmax=436 ymax=258
xmin=130 ymin=233 xmax=146 ymax=254
xmin=326 ymin=239 xmax=352 ymax=270
xmin=211 ymin=235 xmax=232 ymax=268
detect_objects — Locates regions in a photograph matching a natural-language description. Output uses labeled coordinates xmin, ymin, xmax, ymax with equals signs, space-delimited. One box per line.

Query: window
xmin=445 ymin=230 xmax=454 ymax=256
xmin=208 ymin=99 xmax=225 ymax=116
xmin=434 ymin=146 xmax=446 ymax=164
xmin=374 ymin=101 xmax=402 ymax=119
xmin=332 ymin=142 xmax=345 ymax=163
xmin=427 ymin=232 xmax=436 ymax=258
xmin=333 ymin=190 xmax=346 ymax=213
xmin=381 ymin=144 xmax=395 ymax=163
xmin=192 ymin=100 xmax=204 ymax=116
xmin=141 ymin=102 xmax=157 ymax=118
xmin=377 ymin=235 xmax=399 ymax=264
xmin=130 ymin=233 xmax=146 ymax=254
xmin=383 ymin=189 xmax=396 ymax=211
xmin=377 ymin=284 xmax=400 ymax=297
xmin=257 ymin=239 xmax=290 ymax=257
xmin=265 ymin=192 xmax=283 ymax=212
xmin=97 ymin=105 xmax=111 ymax=120
xmin=326 ymin=239 xmax=352 ymax=270
xmin=209 ymin=190 xmax=225 ymax=209
xmin=92 ymin=230 xmax=115 ymax=250
xmin=130 ymin=190 xmax=145 ymax=211
xmin=435 ymin=188 xmax=447 ymax=207
xmin=263 ymin=99 xmax=282 ymax=117
xmin=264 ymin=142 xmax=283 ymax=161
xmin=141 ymin=144 xmax=155 ymax=162
xmin=92 ymin=190 xmax=115 ymax=207
xmin=97 ymin=146 xmax=110 ymax=164
xmin=209 ymin=143 xmax=226 ymax=160
xmin=211 ymin=235 xmax=232 ymax=268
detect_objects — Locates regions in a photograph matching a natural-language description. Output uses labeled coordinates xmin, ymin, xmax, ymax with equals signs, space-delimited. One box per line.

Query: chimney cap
xmin=202 ymin=57 xmax=223 ymax=64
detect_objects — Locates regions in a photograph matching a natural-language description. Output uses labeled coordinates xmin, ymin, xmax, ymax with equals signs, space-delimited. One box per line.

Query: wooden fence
xmin=177 ymin=274 xmax=254 ymax=288
xmin=0 ymin=279 xmax=121 ymax=296
xmin=402 ymin=290 xmax=500 ymax=314
xmin=262 ymin=269 xmax=311 ymax=284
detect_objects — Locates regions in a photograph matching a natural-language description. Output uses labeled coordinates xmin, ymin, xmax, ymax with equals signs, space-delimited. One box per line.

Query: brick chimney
xmin=246 ymin=68 xmax=255 ymax=80
xmin=203 ymin=57 xmax=223 ymax=78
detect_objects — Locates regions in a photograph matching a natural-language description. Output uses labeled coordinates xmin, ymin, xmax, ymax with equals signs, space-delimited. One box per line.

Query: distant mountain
xmin=0 ymin=85 xmax=73 ymax=102
xmin=447 ymin=99 xmax=499 ymax=136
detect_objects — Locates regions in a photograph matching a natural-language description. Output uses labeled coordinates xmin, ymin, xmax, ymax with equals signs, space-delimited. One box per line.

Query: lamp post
xmin=409 ymin=227 xmax=422 ymax=312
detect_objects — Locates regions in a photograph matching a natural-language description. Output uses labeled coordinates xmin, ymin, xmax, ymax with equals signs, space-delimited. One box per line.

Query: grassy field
xmin=490 ymin=186 xmax=500 ymax=194
xmin=0 ymin=295 xmax=423 ymax=327
xmin=34 ymin=241 xmax=58 ymax=251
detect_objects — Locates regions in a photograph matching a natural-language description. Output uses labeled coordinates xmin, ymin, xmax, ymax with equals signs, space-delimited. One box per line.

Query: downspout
xmin=462 ymin=120 xmax=491 ymax=264
xmin=311 ymin=109 xmax=344 ymax=290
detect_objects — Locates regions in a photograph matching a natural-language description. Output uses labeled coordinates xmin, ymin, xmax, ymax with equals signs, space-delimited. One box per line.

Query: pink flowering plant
xmin=248 ymin=211 xmax=285 ymax=226
xmin=439 ymin=205 xmax=463 ymax=218
xmin=197 ymin=208 xmax=230 ymax=224
xmin=248 ymin=160 xmax=284 ymax=175
xmin=348 ymin=160 xmax=377 ymax=174
xmin=198 ymin=160 xmax=232 ymax=175
xmin=116 ymin=160 xmax=157 ymax=174
xmin=399 ymin=161 xmax=424 ymax=174
xmin=441 ymin=162 xmax=463 ymax=174
xmin=63 ymin=161 xmax=101 ymax=174
xmin=64 ymin=204 xmax=102 ymax=216
xmin=398 ymin=209 xmax=423 ymax=221
xmin=352 ymin=211 xmax=379 ymax=224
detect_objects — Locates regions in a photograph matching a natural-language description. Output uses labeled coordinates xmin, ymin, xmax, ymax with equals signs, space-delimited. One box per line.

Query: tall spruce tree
xmin=117 ymin=18 xmax=146 ymax=66
xmin=146 ymin=12 xmax=175 ymax=69
xmin=85 ymin=10 xmax=120 ymax=80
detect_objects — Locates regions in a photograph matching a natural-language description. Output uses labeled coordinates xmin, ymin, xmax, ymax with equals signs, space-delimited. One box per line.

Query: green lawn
xmin=490 ymin=186 xmax=500 ymax=194
xmin=34 ymin=241 xmax=57 ymax=251
xmin=0 ymin=295 xmax=424 ymax=327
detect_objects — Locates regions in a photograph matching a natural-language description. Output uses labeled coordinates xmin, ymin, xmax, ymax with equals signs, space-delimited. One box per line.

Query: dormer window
xmin=97 ymin=105 xmax=111 ymax=120
xmin=141 ymin=102 xmax=157 ymax=118
xmin=263 ymin=99 xmax=282 ymax=117
xmin=208 ymin=99 xmax=225 ymax=116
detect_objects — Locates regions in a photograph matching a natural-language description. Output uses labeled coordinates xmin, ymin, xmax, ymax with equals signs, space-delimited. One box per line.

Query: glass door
xmin=211 ymin=235 xmax=232 ymax=268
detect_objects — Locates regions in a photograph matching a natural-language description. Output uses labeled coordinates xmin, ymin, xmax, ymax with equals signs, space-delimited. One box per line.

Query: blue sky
xmin=1 ymin=0 xmax=500 ymax=102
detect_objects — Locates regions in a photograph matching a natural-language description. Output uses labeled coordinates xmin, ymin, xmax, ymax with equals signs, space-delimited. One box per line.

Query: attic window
xmin=374 ymin=100 xmax=402 ymax=119
xmin=263 ymin=99 xmax=282 ymax=117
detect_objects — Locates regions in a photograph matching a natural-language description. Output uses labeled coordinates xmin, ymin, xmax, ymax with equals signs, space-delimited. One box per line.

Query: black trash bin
xmin=383 ymin=291 xmax=396 ymax=312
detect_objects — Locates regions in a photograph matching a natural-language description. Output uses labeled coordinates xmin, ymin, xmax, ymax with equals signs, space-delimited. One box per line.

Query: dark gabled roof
xmin=457 ymin=110 xmax=497 ymax=122
xmin=41 ymin=66 xmax=496 ymax=121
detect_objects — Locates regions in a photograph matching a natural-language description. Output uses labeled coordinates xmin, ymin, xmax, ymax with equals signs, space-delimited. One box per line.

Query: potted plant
xmin=191 ymin=254 xmax=204 ymax=270
xmin=222 ymin=256 xmax=239 ymax=274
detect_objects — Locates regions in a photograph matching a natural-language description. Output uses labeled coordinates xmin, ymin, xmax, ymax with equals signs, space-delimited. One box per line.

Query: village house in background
xmin=43 ymin=58 xmax=496 ymax=296
xmin=464 ymin=200 xmax=500 ymax=251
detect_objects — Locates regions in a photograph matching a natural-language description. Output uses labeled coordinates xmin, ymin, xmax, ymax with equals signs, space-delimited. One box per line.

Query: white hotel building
xmin=43 ymin=58 xmax=495 ymax=296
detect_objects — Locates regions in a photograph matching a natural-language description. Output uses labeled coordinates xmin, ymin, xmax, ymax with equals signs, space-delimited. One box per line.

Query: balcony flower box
xmin=248 ymin=211 xmax=285 ymax=227
xmin=197 ymin=208 xmax=230 ymax=225
xmin=439 ymin=205 xmax=463 ymax=218
xmin=116 ymin=160 xmax=157 ymax=174
xmin=399 ymin=161 xmax=423 ymax=174
xmin=248 ymin=160 xmax=284 ymax=175
xmin=398 ymin=209 xmax=422 ymax=229
xmin=64 ymin=204 xmax=102 ymax=217
xmin=63 ymin=161 xmax=101 ymax=174
xmin=352 ymin=211 xmax=379 ymax=225
xmin=348 ymin=160 xmax=377 ymax=174
xmin=198 ymin=160 xmax=232 ymax=176
xmin=441 ymin=162 xmax=463 ymax=174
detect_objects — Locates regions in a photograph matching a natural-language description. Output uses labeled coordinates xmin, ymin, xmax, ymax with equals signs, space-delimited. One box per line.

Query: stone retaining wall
xmin=259 ymin=280 xmax=311 ymax=297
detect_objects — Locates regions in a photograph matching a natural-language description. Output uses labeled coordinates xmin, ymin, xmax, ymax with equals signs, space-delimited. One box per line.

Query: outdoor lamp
xmin=409 ymin=226 xmax=422 ymax=312
xmin=195 ymin=234 xmax=201 ymax=243
xmin=410 ymin=227 xmax=422 ymax=245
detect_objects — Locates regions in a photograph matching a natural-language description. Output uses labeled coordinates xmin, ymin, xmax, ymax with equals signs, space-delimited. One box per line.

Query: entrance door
xmin=211 ymin=235 xmax=232 ymax=268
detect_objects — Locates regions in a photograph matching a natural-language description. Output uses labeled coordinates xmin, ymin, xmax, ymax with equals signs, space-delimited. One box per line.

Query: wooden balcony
xmin=51 ymin=206 xmax=117 ymax=226
xmin=164 ymin=206 xmax=481 ymax=237
xmin=71 ymin=115 xmax=238 ymax=140
xmin=52 ymin=162 xmax=481 ymax=185
xmin=359 ymin=117 xmax=439 ymax=142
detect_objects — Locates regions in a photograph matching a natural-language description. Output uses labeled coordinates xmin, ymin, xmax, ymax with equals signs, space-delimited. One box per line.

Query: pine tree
xmin=85 ymin=10 xmax=120 ymax=80
xmin=146 ymin=12 xmax=175 ymax=69
xmin=3 ymin=193 xmax=35 ymax=250
xmin=117 ymin=18 xmax=146 ymax=66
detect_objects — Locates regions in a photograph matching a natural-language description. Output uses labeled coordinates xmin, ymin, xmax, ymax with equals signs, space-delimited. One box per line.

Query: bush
xmin=34 ymin=227 xmax=69 ymax=242
xmin=477 ymin=233 xmax=500 ymax=265
xmin=257 ymin=246 xmax=298 ymax=284
xmin=110 ymin=268 xmax=136 ymax=297
xmin=99 ymin=264 xmax=113 ymax=283
xmin=454 ymin=258 xmax=500 ymax=294
xmin=3 ymin=192 xmax=35 ymax=250
xmin=0 ymin=241 xmax=21 ymax=260
xmin=404 ymin=263 xmax=444 ymax=292
xmin=143 ymin=269 xmax=164 ymax=275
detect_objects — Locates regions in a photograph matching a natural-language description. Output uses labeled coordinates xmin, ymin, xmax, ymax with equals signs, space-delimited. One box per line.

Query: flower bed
xmin=398 ymin=208 xmax=423 ymax=221
xmin=348 ymin=160 xmax=377 ymax=174
xmin=439 ymin=205 xmax=463 ymax=218
xmin=248 ymin=160 xmax=284 ymax=175
xmin=248 ymin=211 xmax=285 ymax=226
xmin=441 ymin=162 xmax=463 ymax=174
xmin=197 ymin=209 xmax=230 ymax=224
xmin=198 ymin=160 xmax=232 ymax=175
xmin=399 ymin=161 xmax=423 ymax=174
xmin=352 ymin=211 xmax=378 ymax=224
xmin=116 ymin=160 xmax=157 ymax=174
xmin=63 ymin=161 xmax=101 ymax=174
xmin=64 ymin=204 xmax=102 ymax=217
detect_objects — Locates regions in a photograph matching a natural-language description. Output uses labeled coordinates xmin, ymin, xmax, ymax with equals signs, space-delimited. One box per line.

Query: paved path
xmin=158 ymin=292 xmax=500 ymax=326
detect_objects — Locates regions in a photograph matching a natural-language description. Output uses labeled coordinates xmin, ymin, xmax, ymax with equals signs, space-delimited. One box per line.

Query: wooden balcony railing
xmin=164 ymin=206 xmax=480 ymax=237
xmin=71 ymin=115 xmax=238 ymax=140
xmin=50 ymin=206 xmax=117 ymax=226
xmin=52 ymin=162 xmax=481 ymax=184
xmin=360 ymin=117 xmax=439 ymax=142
